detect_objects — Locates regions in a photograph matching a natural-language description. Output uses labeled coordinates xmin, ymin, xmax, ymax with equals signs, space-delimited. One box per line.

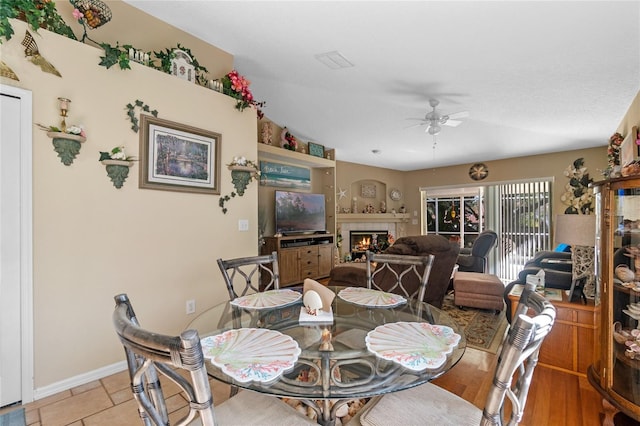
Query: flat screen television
xmin=275 ymin=191 xmax=326 ymax=234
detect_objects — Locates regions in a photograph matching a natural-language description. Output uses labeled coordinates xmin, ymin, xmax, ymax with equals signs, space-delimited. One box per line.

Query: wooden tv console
xmin=262 ymin=234 xmax=335 ymax=286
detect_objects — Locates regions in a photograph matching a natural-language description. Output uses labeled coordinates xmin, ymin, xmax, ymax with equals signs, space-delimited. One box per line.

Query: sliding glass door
xmin=424 ymin=191 xmax=484 ymax=248
xmin=491 ymin=179 xmax=552 ymax=282
xmin=422 ymin=178 xmax=552 ymax=281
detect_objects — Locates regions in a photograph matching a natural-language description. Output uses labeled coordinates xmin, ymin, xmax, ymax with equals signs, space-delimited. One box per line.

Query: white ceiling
xmin=125 ymin=1 xmax=640 ymax=171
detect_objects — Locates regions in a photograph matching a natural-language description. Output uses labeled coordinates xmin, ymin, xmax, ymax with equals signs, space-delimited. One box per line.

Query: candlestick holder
xmin=58 ymin=97 xmax=70 ymax=132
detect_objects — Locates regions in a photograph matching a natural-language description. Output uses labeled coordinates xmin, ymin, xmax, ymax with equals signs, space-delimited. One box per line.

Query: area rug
xmin=440 ymin=293 xmax=509 ymax=354
xmin=0 ymin=408 xmax=25 ymax=426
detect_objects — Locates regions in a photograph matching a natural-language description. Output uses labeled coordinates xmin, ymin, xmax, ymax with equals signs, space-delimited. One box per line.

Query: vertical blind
xmin=497 ymin=180 xmax=552 ymax=282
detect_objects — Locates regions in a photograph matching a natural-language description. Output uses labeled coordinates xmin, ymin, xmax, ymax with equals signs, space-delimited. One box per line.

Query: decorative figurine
xmin=260 ymin=122 xmax=272 ymax=144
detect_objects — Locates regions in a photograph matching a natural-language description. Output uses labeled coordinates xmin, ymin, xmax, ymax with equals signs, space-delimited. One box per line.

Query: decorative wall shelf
xmin=47 ymin=132 xmax=86 ymax=166
xmin=101 ymin=160 xmax=134 ymax=188
xmin=228 ymin=165 xmax=258 ymax=196
xmin=258 ymin=143 xmax=335 ymax=168
xmin=337 ymin=213 xmax=410 ymax=223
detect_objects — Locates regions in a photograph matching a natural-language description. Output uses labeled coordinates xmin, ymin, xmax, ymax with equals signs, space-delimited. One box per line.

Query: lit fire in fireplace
xmin=357 ymin=237 xmax=371 ymax=250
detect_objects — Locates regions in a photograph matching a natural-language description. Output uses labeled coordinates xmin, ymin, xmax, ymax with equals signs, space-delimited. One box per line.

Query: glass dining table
xmin=187 ymin=286 xmax=466 ymax=426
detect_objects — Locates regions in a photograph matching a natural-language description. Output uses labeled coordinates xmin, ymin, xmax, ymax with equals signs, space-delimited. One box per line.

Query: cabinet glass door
xmin=610 ymin=186 xmax=640 ymax=404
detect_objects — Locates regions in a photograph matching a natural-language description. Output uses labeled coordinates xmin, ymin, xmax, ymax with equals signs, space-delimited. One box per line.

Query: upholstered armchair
xmin=456 ymin=229 xmax=498 ymax=273
xmin=328 ymin=234 xmax=460 ymax=308
xmin=503 ymin=250 xmax=573 ymax=320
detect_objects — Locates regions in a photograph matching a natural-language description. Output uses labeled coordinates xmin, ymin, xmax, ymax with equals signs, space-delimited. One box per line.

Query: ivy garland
xmin=99 ymin=41 xmax=208 ymax=86
xmin=99 ymin=42 xmax=147 ymax=70
xmin=126 ymin=100 xmax=158 ymax=132
xmin=219 ymin=192 xmax=237 ymax=214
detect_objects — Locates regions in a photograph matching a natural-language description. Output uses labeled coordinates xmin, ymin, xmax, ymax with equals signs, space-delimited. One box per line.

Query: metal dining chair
xmin=365 ymin=251 xmax=435 ymax=302
xmin=112 ymin=293 xmax=315 ymax=426
xmin=352 ymin=281 xmax=556 ymax=426
xmin=216 ymin=252 xmax=282 ymax=397
xmin=335 ymin=251 xmax=436 ymax=349
xmin=217 ymin=252 xmax=279 ymax=300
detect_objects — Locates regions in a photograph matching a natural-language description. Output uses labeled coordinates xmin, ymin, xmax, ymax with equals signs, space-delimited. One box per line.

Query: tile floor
xmin=0 ymin=369 xmax=231 ymax=426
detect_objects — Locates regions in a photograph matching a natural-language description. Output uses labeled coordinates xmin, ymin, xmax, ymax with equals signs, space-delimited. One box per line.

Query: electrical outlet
xmin=238 ymin=219 xmax=249 ymax=231
xmin=186 ymin=299 xmax=196 ymax=315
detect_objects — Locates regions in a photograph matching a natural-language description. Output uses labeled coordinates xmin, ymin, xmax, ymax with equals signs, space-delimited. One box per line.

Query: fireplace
xmin=349 ymin=230 xmax=390 ymax=259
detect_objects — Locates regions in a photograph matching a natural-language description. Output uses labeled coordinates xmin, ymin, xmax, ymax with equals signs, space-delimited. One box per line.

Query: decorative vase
xmin=47 ymin=131 xmax=86 ymax=166
xmin=101 ymin=160 xmax=133 ymax=188
xmin=260 ymin=122 xmax=272 ymax=145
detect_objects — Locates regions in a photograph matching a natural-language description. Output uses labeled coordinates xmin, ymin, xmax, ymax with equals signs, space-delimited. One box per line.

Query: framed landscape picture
xmin=139 ymin=115 xmax=221 ymax=194
xmin=308 ymin=142 xmax=325 ymax=158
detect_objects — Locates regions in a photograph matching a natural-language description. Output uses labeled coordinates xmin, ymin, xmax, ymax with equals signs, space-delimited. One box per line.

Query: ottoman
xmin=453 ymin=271 xmax=505 ymax=312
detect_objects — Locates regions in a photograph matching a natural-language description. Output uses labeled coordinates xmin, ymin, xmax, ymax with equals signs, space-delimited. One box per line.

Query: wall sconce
xmin=219 ymin=158 xmax=260 ymax=213
xmin=229 ymin=165 xmax=259 ymax=196
xmin=43 ymin=97 xmax=86 ymax=166
xmin=101 ymin=160 xmax=134 ymax=188
xmin=58 ymin=97 xmax=70 ymax=132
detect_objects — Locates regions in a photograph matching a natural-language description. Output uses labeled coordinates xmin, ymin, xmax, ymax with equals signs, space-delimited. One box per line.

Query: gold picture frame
xmin=139 ymin=115 xmax=221 ymax=194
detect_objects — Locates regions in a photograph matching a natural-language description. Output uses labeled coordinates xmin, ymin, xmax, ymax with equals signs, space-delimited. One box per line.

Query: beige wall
xmin=55 ymin=0 xmax=233 ymax=79
xmin=335 ymin=161 xmax=405 ymax=213
xmin=335 ymin=92 xmax=639 ymax=236
xmin=2 ymin=0 xmax=637 ymax=396
xmin=618 ymin=91 xmax=640 ymax=136
xmin=617 ymin=90 xmax=640 ymax=165
xmin=337 ymin=149 xmax=608 ymax=236
xmin=1 ymin=13 xmax=257 ymax=391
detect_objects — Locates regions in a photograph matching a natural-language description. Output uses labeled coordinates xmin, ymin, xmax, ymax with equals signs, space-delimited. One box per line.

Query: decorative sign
xmin=308 ymin=142 xmax=325 ymax=158
xmin=259 ymin=161 xmax=311 ymax=189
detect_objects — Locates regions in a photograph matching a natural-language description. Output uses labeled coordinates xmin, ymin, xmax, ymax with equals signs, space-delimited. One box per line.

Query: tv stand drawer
xmin=262 ymin=234 xmax=335 ymax=286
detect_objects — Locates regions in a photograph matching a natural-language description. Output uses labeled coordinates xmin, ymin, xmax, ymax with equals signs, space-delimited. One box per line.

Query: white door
xmin=0 ymin=86 xmax=33 ymax=406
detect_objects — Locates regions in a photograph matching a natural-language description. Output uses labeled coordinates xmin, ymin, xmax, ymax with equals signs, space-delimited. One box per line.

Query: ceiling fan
xmin=407 ymin=99 xmax=469 ymax=135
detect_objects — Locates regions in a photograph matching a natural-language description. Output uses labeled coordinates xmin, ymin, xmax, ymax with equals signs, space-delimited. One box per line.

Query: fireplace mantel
xmin=337 ymin=213 xmax=410 ymax=223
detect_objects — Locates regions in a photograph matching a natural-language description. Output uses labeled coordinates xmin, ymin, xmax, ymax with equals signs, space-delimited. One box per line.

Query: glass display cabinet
xmin=589 ymin=176 xmax=640 ymax=422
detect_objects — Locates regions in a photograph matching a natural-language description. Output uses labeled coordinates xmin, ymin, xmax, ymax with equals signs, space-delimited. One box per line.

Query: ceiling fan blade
xmin=448 ymin=111 xmax=469 ymax=120
xmin=443 ymin=120 xmax=462 ymax=127
xmin=405 ymin=122 xmax=427 ymax=129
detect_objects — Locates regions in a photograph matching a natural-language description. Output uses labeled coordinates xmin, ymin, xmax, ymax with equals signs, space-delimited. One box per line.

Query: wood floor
xmin=432 ymin=347 xmax=606 ymax=426
xmin=1 ymin=347 xmax=607 ymax=425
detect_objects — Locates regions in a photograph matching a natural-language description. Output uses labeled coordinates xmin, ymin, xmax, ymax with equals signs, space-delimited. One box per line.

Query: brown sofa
xmin=329 ymin=234 xmax=460 ymax=308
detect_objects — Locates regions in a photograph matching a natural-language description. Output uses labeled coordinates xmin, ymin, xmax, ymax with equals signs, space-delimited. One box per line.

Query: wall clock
xmin=361 ymin=183 xmax=377 ymax=198
xmin=389 ymin=188 xmax=402 ymax=201
xmin=469 ymin=163 xmax=489 ymax=181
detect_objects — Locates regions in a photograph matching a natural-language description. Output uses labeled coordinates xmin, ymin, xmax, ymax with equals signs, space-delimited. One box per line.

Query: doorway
xmin=0 ymin=85 xmax=34 ymax=406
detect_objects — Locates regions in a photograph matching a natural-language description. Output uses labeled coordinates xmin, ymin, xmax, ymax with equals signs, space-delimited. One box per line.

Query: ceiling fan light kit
xmin=407 ymin=98 xmax=468 ymax=137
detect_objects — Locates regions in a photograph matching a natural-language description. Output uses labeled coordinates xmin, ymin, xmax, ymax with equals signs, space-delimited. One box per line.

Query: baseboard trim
xmin=33 ymin=361 xmax=127 ymax=400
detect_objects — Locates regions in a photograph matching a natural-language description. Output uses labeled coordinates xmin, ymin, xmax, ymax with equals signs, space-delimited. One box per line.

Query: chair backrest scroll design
xmin=217 ymin=251 xmax=280 ymax=300
xmin=365 ymin=251 xmax=435 ymax=302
